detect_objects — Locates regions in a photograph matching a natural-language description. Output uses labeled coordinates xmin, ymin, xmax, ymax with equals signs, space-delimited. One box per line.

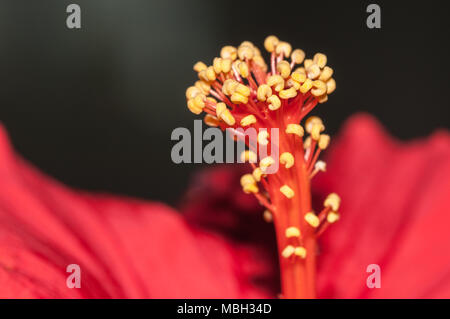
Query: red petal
xmin=0 ymin=126 xmax=270 ymax=298
xmin=314 ymin=114 xmax=450 ymax=298
xmin=180 ymin=165 xmax=279 ymax=294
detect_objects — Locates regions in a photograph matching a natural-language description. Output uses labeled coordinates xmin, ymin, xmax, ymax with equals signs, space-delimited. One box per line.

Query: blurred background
xmin=0 ymin=0 xmax=449 ymax=204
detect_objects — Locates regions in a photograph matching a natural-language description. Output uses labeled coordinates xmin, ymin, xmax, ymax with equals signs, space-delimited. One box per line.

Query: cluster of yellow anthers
xmin=185 ymin=35 xmax=340 ymax=298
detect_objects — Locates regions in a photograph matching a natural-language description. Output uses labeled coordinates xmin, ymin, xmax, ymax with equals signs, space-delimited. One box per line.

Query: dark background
xmin=1 ymin=0 xmax=449 ymax=204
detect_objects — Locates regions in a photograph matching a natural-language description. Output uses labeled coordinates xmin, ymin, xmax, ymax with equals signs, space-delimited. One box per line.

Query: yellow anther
xmin=237 ymin=45 xmax=254 ymax=60
xmin=193 ymin=94 xmax=206 ymax=109
xmin=311 ymin=123 xmax=325 ymax=140
xmin=326 ymin=78 xmax=336 ymax=94
xmin=220 ymin=46 xmax=237 ymax=60
xmin=291 ymin=71 xmax=307 ymax=84
xmin=315 ymin=160 xmax=327 ymax=172
xmin=327 ymin=212 xmax=340 ymax=223
xmin=213 ymin=57 xmax=222 ymax=74
xmin=280 ymin=152 xmax=294 ymax=169
xmin=318 ymin=134 xmax=330 ymax=150
xmin=235 ymin=83 xmax=251 ymax=97
xmin=257 ymin=130 xmax=269 ymax=146
xmin=220 ymin=109 xmax=236 ymax=125
xmin=240 ymin=150 xmax=257 ymax=163
xmin=303 ymin=136 xmax=312 ymax=150
xmin=187 ymin=99 xmax=203 ymax=114
xmin=216 ymin=102 xmax=227 ymax=118
xmin=267 ymin=75 xmax=284 ymax=92
xmin=281 ymin=245 xmax=295 ymax=258
xmin=193 ymin=61 xmax=207 ymax=72
xmin=260 ymin=156 xmax=275 ymax=172
xmin=264 ymin=35 xmax=279 ymax=53
xmin=294 ymin=66 xmax=306 ymax=74
xmin=313 ymin=53 xmax=327 ymax=69
xmin=280 ymin=185 xmax=295 ymax=199
xmin=221 ymin=58 xmax=232 ymax=73
xmin=252 ymin=167 xmax=264 ymax=182
xmin=277 ymin=60 xmax=291 ymax=79
xmin=243 ymin=183 xmax=259 ymax=194
xmin=195 ymin=81 xmax=211 ymax=95
xmin=222 ymin=79 xmax=238 ymax=95
xmin=311 ymin=80 xmax=327 ymax=97
xmin=240 ymin=173 xmax=256 ymax=187
xmin=305 ymin=116 xmax=323 ymax=133
xmin=324 ymin=193 xmax=341 ymax=211
xmin=257 ymin=84 xmax=272 ymax=101
xmin=307 ymin=64 xmax=321 ymax=80
xmin=279 ymin=87 xmax=297 ymax=99
xmin=240 ymin=41 xmax=255 ymax=48
xmin=263 ymin=210 xmax=273 ymax=223
xmin=300 ymin=78 xmax=313 ymax=94
xmin=303 ymin=136 xmax=311 ymax=149
xmin=303 ymin=59 xmax=313 ymax=68
xmin=194 ymin=81 xmax=210 ymax=95
xmin=275 ymin=41 xmax=292 ymax=57
xmin=240 ymin=114 xmax=257 ymax=127
xmin=186 ymin=86 xmax=201 ymax=99
xmin=241 ymin=173 xmax=259 ymax=193
xmin=317 ymin=94 xmax=328 ymax=104
xmin=267 ymin=95 xmax=281 ymax=111
xmin=204 ymin=114 xmax=220 ymax=127
xmin=206 ymin=66 xmax=216 ymax=81
xmin=319 ymin=66 xmax=333 ymax=81
xmin=291 ymin=49 xmax=305 ymax=65
xmin=304 ymin=212 xmax=319 ymax=228
xmin=286 ymin=78 xmax=300 ymax=90
xmin=285 ymin=124 xmax=304 ymax=137
xmin=294 ymin=247 xmax=307 ymax=259
xmin=231 ymin=59 xmax=241 ymax=73
xmin=285 ymin=226 xmax=301 ymax=238
xmin=237 ymin=61 xmax=249 ymax=78
xmin=198 ymin=70 xmax=208 ymax=82
xmin=215 ymin=102 xmax=235 ymax=125
xmin=309 ymin=160 xmax=325 ymax=177
xmin=231 ymin=92 xmax=249 ymax=104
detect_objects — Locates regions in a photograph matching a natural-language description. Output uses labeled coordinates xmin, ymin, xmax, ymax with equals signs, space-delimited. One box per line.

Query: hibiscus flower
xmin=2 ymin=34 xmax=450 ymax=299
xmin=0 ymin=112 xmax=449 ymax=298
